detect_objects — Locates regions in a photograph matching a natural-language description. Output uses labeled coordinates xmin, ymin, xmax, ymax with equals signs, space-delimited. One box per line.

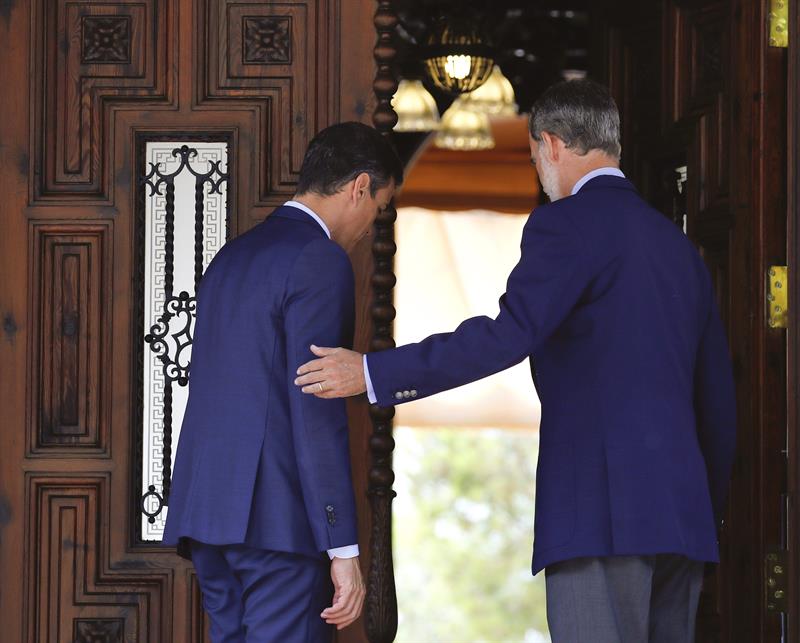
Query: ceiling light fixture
xmin=459 ymin=65 xmax=518 ymax=117
xmin=424 ymin=23 xmax=495 ymax=94
xmin=434 ymin=97 xmax=495 ymax=151
xmin=561 ymin=69 xmax=588 ymax=81
xmin=392 ymin=79 xmax=441 ymax=132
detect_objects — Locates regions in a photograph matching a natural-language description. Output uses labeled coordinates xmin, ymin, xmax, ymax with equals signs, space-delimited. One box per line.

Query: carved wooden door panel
xmin=599 ymin=0 xmax=788 ymax=640
xmin=0 ymin=1 xmax=379 ymax=641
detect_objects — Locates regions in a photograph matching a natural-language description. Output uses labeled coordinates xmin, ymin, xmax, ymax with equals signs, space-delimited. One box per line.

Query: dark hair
xmin=296 ymin=122 xmax=404 ymax=197
xmin=529 ymin=79 xmax=622 ymax=159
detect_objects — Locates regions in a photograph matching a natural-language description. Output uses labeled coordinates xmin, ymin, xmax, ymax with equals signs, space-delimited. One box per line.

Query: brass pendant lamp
xmin=435 ymin=96 xmax=494 ymax=151
xmin=459 ymin=65 xmax=518 ymax=116
xmin=392 ymin=79 xmax=441 ymax=132
xmin=423 ymin=22 xmax=495 ymax=95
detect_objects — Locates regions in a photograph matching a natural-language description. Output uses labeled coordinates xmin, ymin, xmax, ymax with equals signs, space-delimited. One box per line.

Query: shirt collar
xmin=571 ymin=167 xmax=626 ymax=195
xmin=283 ymin=200 xmax=331 ymax=239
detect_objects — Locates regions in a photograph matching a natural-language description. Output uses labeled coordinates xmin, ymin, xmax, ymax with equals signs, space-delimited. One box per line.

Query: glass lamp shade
xmin=434 ymin=98 xmax=495 ymax=151
xmin=562 ymin=69 xmax=588 ymax=81
xmin=460 ymin=65 xmax=518 ymax=116
xmin=392 ymin=80 xmax=441 ymax=132
xmin=423 ymin=25 xmax=494 ymax=94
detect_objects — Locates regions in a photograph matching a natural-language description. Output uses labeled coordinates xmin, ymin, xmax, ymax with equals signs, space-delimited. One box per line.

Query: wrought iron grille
xmin=138 ymin=142 xmax=229 ymax=539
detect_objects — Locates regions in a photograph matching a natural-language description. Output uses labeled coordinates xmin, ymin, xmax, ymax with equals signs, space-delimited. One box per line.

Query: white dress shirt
xmin=571 ymin=167 xmax=625 ymax=195
xmin=284 ymin=200 xmax=332 ymax=238
xmin=361 ymin=167 xmax=626 ymax=406
xmin=283 ymin=201 xmax=359 ymax=561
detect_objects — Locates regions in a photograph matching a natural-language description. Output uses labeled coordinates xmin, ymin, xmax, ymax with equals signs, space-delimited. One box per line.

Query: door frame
xmin=787 ymin=0 xmax=800 ymax=638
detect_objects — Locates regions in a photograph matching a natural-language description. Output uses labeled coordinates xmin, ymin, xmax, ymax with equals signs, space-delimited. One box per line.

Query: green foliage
xmin=393 ymin=427 xmax=550 ymax=643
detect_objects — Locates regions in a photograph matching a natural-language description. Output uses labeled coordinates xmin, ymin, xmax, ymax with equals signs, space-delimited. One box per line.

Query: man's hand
xmin=294 ymin=345 xmax=366 ymax=398
xmin=322 ymin=556 xmax=366 ymax=630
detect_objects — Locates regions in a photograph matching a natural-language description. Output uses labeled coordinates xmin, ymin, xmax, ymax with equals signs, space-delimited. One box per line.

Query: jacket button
xmin=403 ymin=390 xmax=411 ymax=399
xmin=410 ymin=390 xmax=418 ymax=398
xmin=395 ymin=392 xmax=404 ymax=400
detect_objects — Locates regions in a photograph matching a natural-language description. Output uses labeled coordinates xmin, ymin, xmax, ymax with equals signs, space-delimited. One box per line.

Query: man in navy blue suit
xmin=295 ymin=81 xmax=737 ymax=642
xmin=163 ymin=122 xmax=402 ymax=642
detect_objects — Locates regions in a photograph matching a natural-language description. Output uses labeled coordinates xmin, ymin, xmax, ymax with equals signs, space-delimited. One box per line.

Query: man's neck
xmin=562 ymin=153 xmax=620 ymax=196
xmin=290 ymin=194 xmax=337 ymax=234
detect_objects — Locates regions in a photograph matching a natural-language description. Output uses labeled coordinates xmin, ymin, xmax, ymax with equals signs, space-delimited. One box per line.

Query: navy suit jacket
xmin=163 ymin=205 xmax=358 ymax=558
xmin=367 ymin=176 xmax=737 ymax=574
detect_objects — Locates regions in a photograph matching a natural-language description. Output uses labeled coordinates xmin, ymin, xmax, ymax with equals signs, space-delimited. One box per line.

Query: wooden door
xmin=598 ymin=0 xmax=789 ymax=640
xmin=0 ymin=1 xmax=381 ymax=641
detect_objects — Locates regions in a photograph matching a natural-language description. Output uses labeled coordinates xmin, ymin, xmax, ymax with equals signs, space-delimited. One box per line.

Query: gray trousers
xmin=545 ymin=555 xmax=704 ymax=643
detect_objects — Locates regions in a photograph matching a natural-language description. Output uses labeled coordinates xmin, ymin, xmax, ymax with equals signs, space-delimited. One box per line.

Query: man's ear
xmin=352 ymin=172 xmax=371 ymax=201
xmin=540 ymin=131 xmax=563 ymax=163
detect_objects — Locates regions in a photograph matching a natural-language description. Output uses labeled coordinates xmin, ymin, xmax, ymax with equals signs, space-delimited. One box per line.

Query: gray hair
xmin=529 ymin=80 xmax=622 ymax=160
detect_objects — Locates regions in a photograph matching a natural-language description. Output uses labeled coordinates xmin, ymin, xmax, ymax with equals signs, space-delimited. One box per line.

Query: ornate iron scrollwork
xmin=139 ymin=145 xmax=229 ymax=524
xmin=145 ymin=291 xmax=197 ymax=387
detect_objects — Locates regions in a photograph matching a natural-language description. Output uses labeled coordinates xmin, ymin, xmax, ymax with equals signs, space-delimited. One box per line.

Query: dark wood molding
xmin=195 ymin=0 xmax=342 ymax=207
xmin=787 ymin=0 xmax=800 ymax=636
xmin=29 ymin=0 xmax=176 ymax=204
xmin=366 ymin=2 xmax=399 ymax=641
xmin=24 ymin=474 xmax=170 ymax=641
xmin=27 ymin=222 xmax=113 ymax=457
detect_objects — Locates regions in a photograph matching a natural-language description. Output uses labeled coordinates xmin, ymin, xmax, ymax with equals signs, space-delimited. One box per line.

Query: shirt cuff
xmin=327 ymin=544 xmax=360 ymax=560
xmin=364 ymin=354 xmax=377 ymax=404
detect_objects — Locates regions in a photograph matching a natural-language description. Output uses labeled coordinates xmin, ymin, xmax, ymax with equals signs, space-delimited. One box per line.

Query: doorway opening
xmin=391 ymin=117 xmax=548 ymax=642
xmin=381 ymin=3 xmax=791 ymax=640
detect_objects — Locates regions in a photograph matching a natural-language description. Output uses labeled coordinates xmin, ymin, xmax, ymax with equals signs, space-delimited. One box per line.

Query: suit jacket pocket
xmin=533 ymin=442 xmax=576 ymax=552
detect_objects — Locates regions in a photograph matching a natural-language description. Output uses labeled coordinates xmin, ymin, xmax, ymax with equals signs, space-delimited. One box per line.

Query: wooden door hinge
xmin=766 ymin=549 xmax=788 ymax=613
xmin=767 ymin=266 xmax=788 ymax=328
xmin=769 ymin=0 xmax=789 ymax=48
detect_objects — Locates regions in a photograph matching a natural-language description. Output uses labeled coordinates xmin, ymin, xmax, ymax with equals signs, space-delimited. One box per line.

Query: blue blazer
xmin=163 ymin=205 xmax=358 ymax=558
xmin=367 ymin=176 xmax=737 ymax=574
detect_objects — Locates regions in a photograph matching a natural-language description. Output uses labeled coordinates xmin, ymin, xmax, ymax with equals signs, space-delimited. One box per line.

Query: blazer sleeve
xmin=284 ymin=238 xmax=358 ymax=552
xmin=367 ymin=205 xmax=595 ymax=407
xmin=693 ymin=290 xmax=737 ymax=526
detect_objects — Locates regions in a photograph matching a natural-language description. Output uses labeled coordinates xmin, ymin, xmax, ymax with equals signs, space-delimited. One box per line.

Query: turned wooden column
xmin=366 ymin=2 xmax=399 ymax=641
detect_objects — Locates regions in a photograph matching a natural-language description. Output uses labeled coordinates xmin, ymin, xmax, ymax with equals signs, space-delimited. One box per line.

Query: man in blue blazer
xmin=163 ymin=122 xmax=402 ymax=642
xmin=295 ymin=81 xmax=737 ymax=642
